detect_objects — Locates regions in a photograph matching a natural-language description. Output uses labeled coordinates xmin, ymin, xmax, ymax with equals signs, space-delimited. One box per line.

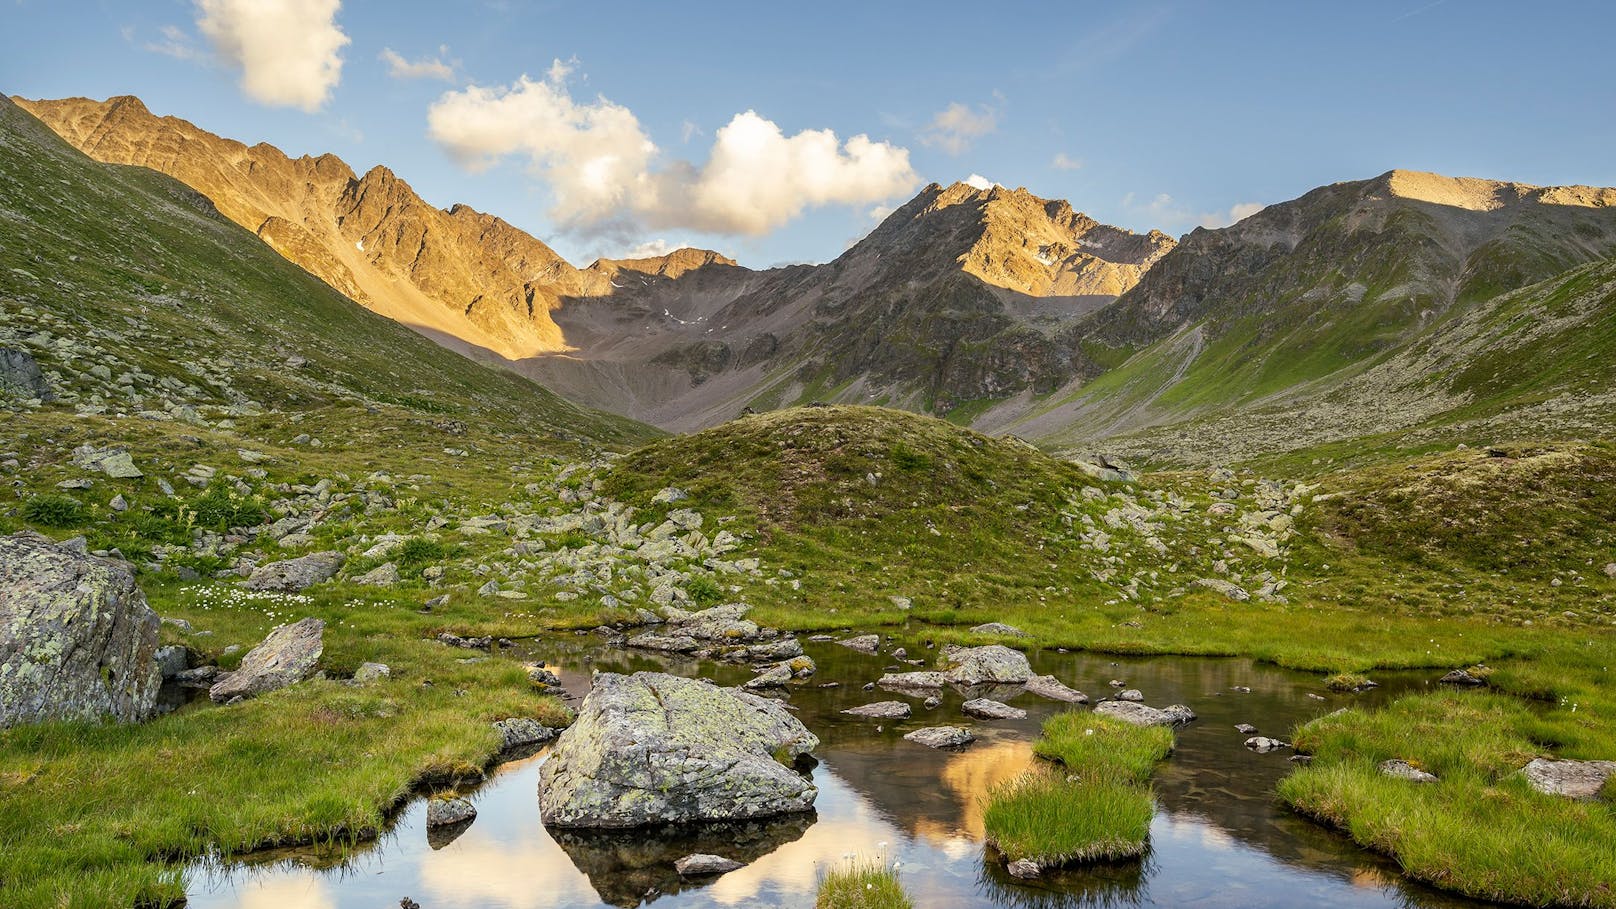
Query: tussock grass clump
xmin=816 ymin=860 xmax=913 ymax=909
xmin=985 ymin=712 xmax=1171 ymax=868
xmin=1324 ymin=672 xmax=1371 ymax=692
xmin=20 ymin=493 xmax=87 ymax=527
xmin=1279 ymin=691 xmax=1616 ymax=907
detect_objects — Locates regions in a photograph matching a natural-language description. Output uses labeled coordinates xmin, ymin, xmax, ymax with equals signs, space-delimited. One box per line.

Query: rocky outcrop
xmin=245 ymin=551 xmax=345 ymax=591
xmin=208 ymin=617 xmax=324 ymax=703
xmin=0 ymin=531 xmax=161 ymax=727
xmin=539 ymin=672 xmax=818 ymax=828
xmin=0 ymin=347 xmax=52 ymax=400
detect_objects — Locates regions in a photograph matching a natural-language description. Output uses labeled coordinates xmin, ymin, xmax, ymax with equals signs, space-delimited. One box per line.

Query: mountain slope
xmin=991 ymin=170 xmax=1616 ymax=460
xmin=0 ymin=94 xmax=652 ymax=446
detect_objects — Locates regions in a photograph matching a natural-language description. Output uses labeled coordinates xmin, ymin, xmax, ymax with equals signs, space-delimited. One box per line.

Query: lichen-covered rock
xmin=939 ymin=644 xmax=1032 ymax=685
xmin=208 ymin=617 xmax=324 ymax=703
xmin=1379 ymin=759 xmax=1438 ymax=783
xmin=1519 ymin=758 xmax=1616 ymax=799
xmin=904 ymin=726 xmax=975 ymax=748
xmin=245 ymin=551 xmax=344 ymax=591
xmin=1024 ymin=674 xmax=1087 ymax=703
xmin=539 ymin=672 xmax=818 ymax=828
xmin=154 ymin=644 xmax=189 ymax=679
xmin=0 ymin=531 xmax=161 ymax=727
xmin=426 ymin=795 xmax=477 ymax=827
xmin=962 ymin=698 xmax=1026 ymax=720
xmin=970 ymin=622 xmax=1028 ymax=637
xmin=70 ymin=444 xmax=142 ymax=479
xmin=0 ymin=348 xmax=52 ymax=401
xmin=1095 ymin=700 xmax=1194 ymax=727
xmin=838 ymin=634 xmax=880 ymax=653
xmin=843 ymin=701 xmax=912 ymax=719
xmin=494 ymin=717 xmax=556 ymax=751
xmin=878 ymin=671 xmax=947 ymax=691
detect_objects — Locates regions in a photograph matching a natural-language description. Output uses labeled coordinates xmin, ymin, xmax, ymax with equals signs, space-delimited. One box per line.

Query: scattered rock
xmin=962 ymin=698 xmax=1026 ymax=720
xmin=1007 ymin=858 xmax=1041 ymax=879
xmin=903 ymin=726 xmax=975 ymax=749
xmin=0 ymin=348 xmax=52 ymax=400
xmin=843 ymin=701 xmax=912 ymax=719
xmin=1194 ymin=578 xmax=1250 ymax=601
xmin=1438 ymin=668 xmax=1485 ymax=686
xmin=0 ymin=531 xmax=161 ymax=727
xmin=1245 ymin=736 xmax=1290 ymax=753
xmin=71 ymin=444 xmax=142 ymax=479
xmin=1095 ymin=700 xmax=1195 ymax=727
xmin=878 ymin=671 xmax=946 ymax=691
xmin=650 ymin=487 xmax=688 ymax=505
xmin=970 ymin=622 xmax=1028 ymax=637
xmin=1117 ymin=689 xmax=1144 ymax=702
xmin=354 ymin=562 xmax=399 ymax=586
xmin=208 ymin=617 xmax=324 ymax=703
xmin=494 ymin=717 xmax=556 ymax=751
xmin=838 ymin=634 xmax=880 ymax=654
xmin=245 ymin=551 xmax=345 ymax=592
xmin=1379 ymin=759 xmax=1438 ymax=783
xmin=426 ymin=796 xmax=477 ymax=828
xmin=1024 ymin=674 xmax=1088 ymax=703
xmin=1234 ymin=723 xmax=1259 ymax=735
xmin=674 ymin=853 xmax=745 ymax=877
xmin=539 ymin=672 xmax=818 ymax=827
xmin=353 ymin=662 xmax=390 ymax=683
xmin=744 ymin=663 xmax=794 ymax=689
xmin=1519 ymin=758 xmax=1616 ymax=800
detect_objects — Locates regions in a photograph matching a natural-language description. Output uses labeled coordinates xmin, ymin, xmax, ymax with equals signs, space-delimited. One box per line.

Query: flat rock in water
xmin=1519 ymin=758 xmax=1616 ymax=799
xmin=1118 ymin=689 xmax=1144 ymax=702
xmin=1095 ymin=700 xmax=1195 ymax=727
xmin=1235 ymin=723 xmax=1259 ymax=735
xmin=0 ymin=531 xmax=161 ymax=727
xmin=970 ymin=622 xmax=1028 ymax=637
xmin=838 ymin=634 xmax=880 ymax=654
xmin=878 ymin=671 xmax=946 ymax=691
xmin=209 ymin=617 xmax=324 ymax=703
xmin=1379 ymin=759 xmax=1438 ymax=783
xmin=426 ymin=796 xmax=477 ymax=828
xmin=245 ymin=551 xmax=344 ymax=592
xmin=939 ymin=644 xmax=1032 ymax=685
xmin=1245 ymin=736 xmax=1290 ymax=753
xmin=627 ymin=632 xmax=700 ymax=653
xmin=843 ymin=701 xmax=911 ymax=719
xmin=961 ymin=698 xmax=1026 ymax=720
xmin=904 ymin=726 xmax=974 ymax=748
xmin=539 ymin=672 xmax=818 ymax=827
xmin=1024 ymin=674 xmax=1087 ymax=703
xmin=744 ymin=663 xmax=793 ymax=689
xmin=674 ymin=853 xmax=746 ymax=876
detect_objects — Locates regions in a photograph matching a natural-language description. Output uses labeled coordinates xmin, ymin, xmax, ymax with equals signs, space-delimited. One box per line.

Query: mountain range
xmin=14 ymin=94 xmax=1616 ymax=458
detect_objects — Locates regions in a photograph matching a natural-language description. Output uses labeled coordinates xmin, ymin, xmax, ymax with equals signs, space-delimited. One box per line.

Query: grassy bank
xmin=816 ymin=860 xmax=913 ymax=909
xmin=983 ymin=713 xmax=1173 ymax=868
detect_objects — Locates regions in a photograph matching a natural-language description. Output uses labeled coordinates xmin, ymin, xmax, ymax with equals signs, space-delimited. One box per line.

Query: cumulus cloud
xmin=428 ymin=63 xmax=920 ymax=238
xmin=1051 ymin=152 xmax=1082 ymax=171
xmin=615 ymin=238 xmax=683 ymax=259
xmin=380 ymin=46 xmax=457 ymax=82
xmin=1123 ymin=192 xmax=1267 ymax=231
xmin=920 ymin=102 xmax=998 ymax=155
xmin=196 ymin=0 xmax=349 ymax=112
xmin=963 ymin=174 xmax=998 ymax=191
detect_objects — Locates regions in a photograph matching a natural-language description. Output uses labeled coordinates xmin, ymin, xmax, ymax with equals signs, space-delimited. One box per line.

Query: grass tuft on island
xmin=984 ymin=712 xmax=1172 ymax=869
xmin=816 ymin=859 xmax=913 ymax=909
xmin=1278 ymin=691 xmax=1616 ymax=908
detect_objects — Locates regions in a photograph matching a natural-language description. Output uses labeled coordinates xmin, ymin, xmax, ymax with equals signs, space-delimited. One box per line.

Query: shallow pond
xmin=184 ymin=634 xmax=1481 ymax=908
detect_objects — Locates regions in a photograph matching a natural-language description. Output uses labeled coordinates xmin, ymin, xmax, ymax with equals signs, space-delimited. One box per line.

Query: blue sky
xmin=5 ymin=0 xmax=1615 ymax=268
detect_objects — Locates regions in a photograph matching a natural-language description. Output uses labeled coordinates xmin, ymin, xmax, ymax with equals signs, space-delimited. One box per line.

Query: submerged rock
xmin=904 ymin=726 xmax=975 ymax=748
xmin=1519 ymin=758 xmax=1616 ymax=799
xmin=539 ymin=672 xmax=818 ymax=828
xmin=1007 ymin=858 xmax=1042 ymax=879
xmin=674 ymin=853 xmax=745 ymax=876
xmin=1023 ymin=674 xmax=1087 ymax=703
xmin=878 ymin=671 xmax=947 ymax=691
xmin=0 ymin=531 xmax=161 ymax=727
xmin=843 ymin=701 xmax=912 ymax=719
xmin=208 ymin=617 xmax=324 ymax=703
xmin=245 ymin=551 xmax=345 ymax=592
xmin=939 ymin=645 xmax=1032 ymax=685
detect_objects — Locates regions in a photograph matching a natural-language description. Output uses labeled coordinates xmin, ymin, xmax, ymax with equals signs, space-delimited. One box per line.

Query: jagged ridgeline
xmin=0 ymin=95 xmax=653 ymax=446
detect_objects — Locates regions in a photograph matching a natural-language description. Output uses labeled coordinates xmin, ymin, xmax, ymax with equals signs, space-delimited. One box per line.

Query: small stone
xmin=1007 ymin=858 xmax=1041 ymax=879
xmin=1245 ymin=736 xmax=1290 ymax=753
xmin=903 ymin=726 xmax=974 ymax=749
xmin=109 ymin=494 xmax=128 ymax=512
xmin=1117 ymin=689 xmax=1144 ymax=702
xmin=838 ymin=634 xmax=880 ymax=654
xmin=674 ymin=854 xmax=745 ymax=877
xmin=426 ymin=796 xmax=476 ymax=828
xmin=1235 ymin=723 xmax=1259 ymax=735
xmin=1379 ymin=759 xmax=1438 ymax=783
xmin=353 ymin=662 xmax=390 ymax=683
xmin=962 ymin=698 xmax=1026 ymax=720
xmin=1438 ymin=668 xmax=1485 ymax=686
xmin=843 ymin=701 xmax=911 ymax=719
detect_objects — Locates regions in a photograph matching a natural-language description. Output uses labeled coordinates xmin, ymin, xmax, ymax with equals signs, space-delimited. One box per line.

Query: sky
xmin=4 ymin=0 xmax=1615 ymax=269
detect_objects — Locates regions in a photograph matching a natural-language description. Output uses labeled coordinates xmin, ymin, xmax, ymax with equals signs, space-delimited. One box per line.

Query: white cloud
xmin=141 ymin=24 xmax=206 ymax=62
xmin=1225 ymin=201 xmax=1266 ymax=223
xmin=428 ymin=63 xmax=920 ymax=238
xmin=196 ymin=0 xmax=349 ymax=112
xmin=1051 ymin=152 xmax=1082 ymax=171
xmin=963 ymin=174 xmax=997 ymax=191
xmin=920 ymin=101 xmax=998 ymax=155
xmin=380 ymin=46 xmax=456 ymax=82
xmin=1123 ymin=192 xmax=1267 ymax=231
xmin=615 ymin=238 xmax=682 ymax=259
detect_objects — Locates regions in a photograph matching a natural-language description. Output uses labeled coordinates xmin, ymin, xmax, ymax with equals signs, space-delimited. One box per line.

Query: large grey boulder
xmin=962 ymin=698 xmax=1026 ymax=720
xmin=1095 ymin=700 xmax=1194 ymax=727
xmin=0 ymin=531 xmax=161 ymax=727
xmin=208 ymin=617 xmax=324 ymax=702
xmin=539 ymin=672 xmax=818 ymax=828
xmin=904 ymin=726 xmax=975 ymax=748
xmin=70 ymin=444 xmax=142 ymax=479
xmin=939 ymin=644 xmax=1032 ymax=685
xmin=245 ymin=551 xmax=345 ymax=591
xmin=0 ymin=348 xmax=52 ymax=401
xmin=1024 ymin=674 xmax=1087 ymax=703
xmin=1520 ymin=758 xmax=1616 ymax=799
xmin=843 ymin=701 xmax=911 ymax=719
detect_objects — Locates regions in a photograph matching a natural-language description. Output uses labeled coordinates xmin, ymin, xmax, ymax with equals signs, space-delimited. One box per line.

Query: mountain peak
xmin=1373 ymin=169 xmax=1616 ymax=211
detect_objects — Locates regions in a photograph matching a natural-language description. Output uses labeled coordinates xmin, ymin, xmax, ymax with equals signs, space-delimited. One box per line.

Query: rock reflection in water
xmin=546 ymin=814 xmax=815 ymax=908
xmin=978 ymin=851 xmax=1150 ymax=909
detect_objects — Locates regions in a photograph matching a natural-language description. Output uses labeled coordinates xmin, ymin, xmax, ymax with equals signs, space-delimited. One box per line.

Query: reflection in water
xmin=184 ymin=638 xmax=1484 ymax=909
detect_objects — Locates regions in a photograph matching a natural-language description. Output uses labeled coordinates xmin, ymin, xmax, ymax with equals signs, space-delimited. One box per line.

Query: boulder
xmin=1519 ymin=758 xmax=1616 ymax=800
xmin=939 ymin=645 xmax=1032 ymax=685
xmin=970 ymin=622 xmax=1028 ymax=637
xmin=674 ymin=853 xmax=745 ymax=877
xmin=1023 ymin=674 xmax=1087 ymax=703
xmin=878 ymin=671 xmax=946 ymax=691
xmin=1118 ymin=689 xmax=1144 ymax=702
xmin=1379 ymin=759 xmax=1438 ymax=783
xmin=962 ymin=698 xmax=1027 ymax=720
xmin=494 ymin=717 xmax=557 ymax=751
xmin=0 ymin=531 xmax=161 ymax=727
xmin=353 ymin=662 xmax=390 ymax=683
xmin=353 ymin=562 xmax=399 ymax=586
xmin=838 ymin=634 xmax=881 ymax=654
xmin=904 ymin=726 xmax=975 ymax=749
xmin=1095 ymin=700 xmax=1195 ymax=727
xmin=70 ymin=444 xmax=142 ymax=479
xmin=843 ymin=701 xmax=911 ymax=719
xmin=245 ymin=551 xmax=345 ymax=592
xmin=744 ymin=663 xmax=794 ymax=689
xmin=208 ymin=617 xmax=324 ymax=703
xmin=539 ymin=672 xmax=818 ymax=828
xmin=154 ymin=644 xmax=190 ymax=679
xmin=0 ymin=348 xmax=52 ymax=400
